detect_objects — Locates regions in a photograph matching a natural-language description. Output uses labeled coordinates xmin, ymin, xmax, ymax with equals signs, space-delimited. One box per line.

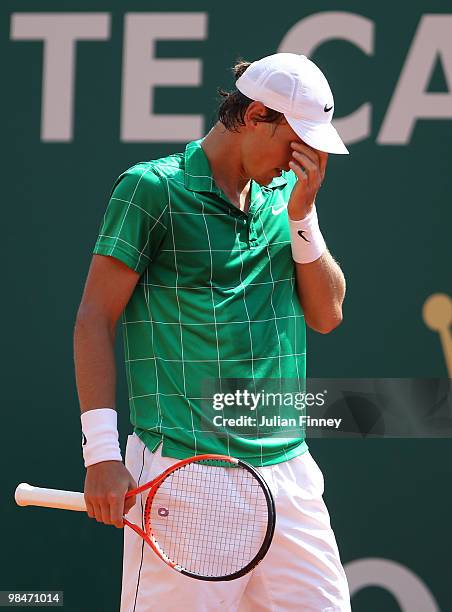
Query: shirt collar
xmin=184 ymin=140 xmax=220 ymax=194
xmin=184 ymin=139 xmax=288 ymax=194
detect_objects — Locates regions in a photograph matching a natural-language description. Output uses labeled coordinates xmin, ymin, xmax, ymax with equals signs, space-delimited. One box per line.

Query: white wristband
xmin=81 ymin=408 xmax=122 ymax=467
xmin=289 ymin=204 xmax=327 ymax=264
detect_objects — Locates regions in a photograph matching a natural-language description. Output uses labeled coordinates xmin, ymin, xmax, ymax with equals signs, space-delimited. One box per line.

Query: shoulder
xmin=125 ymin=151 xmax=185 ymax=184
xmin=117 ymin=151 xmax=184 ymax=185
xmin=110 ymin=152 xmax=185 ymax=203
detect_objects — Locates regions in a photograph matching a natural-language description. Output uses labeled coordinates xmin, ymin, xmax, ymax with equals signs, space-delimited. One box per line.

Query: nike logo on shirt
xmin=271 ymin=203 xmax=288 ymax=215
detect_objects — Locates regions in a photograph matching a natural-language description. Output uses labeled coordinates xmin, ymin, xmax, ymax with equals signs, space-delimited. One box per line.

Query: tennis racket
xmin=15 ymin=454 xmax=275 ymax=581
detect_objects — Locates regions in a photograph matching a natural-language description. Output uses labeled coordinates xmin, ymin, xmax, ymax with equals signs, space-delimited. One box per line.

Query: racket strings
xmin=147 ymin=461 xmax=269 ymax=577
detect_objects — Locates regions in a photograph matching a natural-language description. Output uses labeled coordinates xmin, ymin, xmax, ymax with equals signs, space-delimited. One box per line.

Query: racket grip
xmin=15 ymin=483 xmax=87 ymax=512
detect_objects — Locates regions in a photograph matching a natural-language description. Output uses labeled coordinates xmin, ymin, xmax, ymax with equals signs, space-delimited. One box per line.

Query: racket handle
xmin=15 ymin=483 xmax=87 ymax=512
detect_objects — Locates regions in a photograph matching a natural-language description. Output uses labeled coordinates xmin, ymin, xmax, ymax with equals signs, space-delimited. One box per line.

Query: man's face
xmin=239 ymin=102 xmax=327 ymax=186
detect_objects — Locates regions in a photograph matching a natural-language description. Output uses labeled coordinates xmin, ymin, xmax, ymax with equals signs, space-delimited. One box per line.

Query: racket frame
xmin=123 ymin=454 xmax=276 ymax=581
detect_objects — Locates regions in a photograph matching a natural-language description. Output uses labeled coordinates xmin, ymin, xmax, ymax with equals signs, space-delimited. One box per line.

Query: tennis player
xmin=74 ymin=53 xmax=351 ymax=611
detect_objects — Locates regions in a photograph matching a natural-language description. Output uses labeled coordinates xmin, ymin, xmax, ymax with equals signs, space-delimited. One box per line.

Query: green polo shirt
xmin=93 ymin=139 xmax=308 ymax=466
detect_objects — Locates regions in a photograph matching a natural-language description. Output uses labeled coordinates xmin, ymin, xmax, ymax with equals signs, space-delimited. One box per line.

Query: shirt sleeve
xmin=93 ymin=164 xmax=168 ymax=275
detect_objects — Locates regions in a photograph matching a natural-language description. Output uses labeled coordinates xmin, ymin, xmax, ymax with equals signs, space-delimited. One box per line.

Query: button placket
xmin=248 ymin=214 xmax=259 ymax=248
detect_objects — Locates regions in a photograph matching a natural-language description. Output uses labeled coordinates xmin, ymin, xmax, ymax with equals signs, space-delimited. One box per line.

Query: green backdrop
xmin=2 ymin=1 xmax=451 ymax=610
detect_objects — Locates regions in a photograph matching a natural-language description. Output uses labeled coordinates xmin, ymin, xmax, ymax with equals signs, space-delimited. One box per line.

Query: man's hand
xmin=84 ymin=461 xmax=137 ymax=529
xmin=288 ymin=141 xmax=328 ymax=220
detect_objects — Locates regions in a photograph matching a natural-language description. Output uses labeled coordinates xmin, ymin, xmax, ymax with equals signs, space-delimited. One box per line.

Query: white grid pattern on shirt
xmin=166 ymin=172 xmax=199 ymax=454
xmin=95 ymin=147 xmax=306 ymax=460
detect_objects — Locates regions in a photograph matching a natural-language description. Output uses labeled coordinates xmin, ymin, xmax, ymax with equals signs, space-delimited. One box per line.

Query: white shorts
xmin=120 ymin=434 xmax=351 ymax=612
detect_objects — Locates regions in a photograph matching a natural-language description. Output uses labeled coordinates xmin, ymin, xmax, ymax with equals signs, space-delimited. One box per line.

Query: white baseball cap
xmin=235 ymin=53 xmax=348 ymax=155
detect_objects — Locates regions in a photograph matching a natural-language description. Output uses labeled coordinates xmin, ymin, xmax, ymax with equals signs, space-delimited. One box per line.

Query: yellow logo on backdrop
xmin=423 ymin=294 xmax=452 ymax=376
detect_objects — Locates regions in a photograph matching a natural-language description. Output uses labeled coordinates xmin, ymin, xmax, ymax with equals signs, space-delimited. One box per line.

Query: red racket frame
xmin=122 ymin=453 xmax=276 ymax=581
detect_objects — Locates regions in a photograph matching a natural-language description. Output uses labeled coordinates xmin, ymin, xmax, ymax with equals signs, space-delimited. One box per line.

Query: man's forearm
xmin=74 ymin=315 xmax=117 ymax=413
xmin=295 ymin=250 xmax=345 ymax=334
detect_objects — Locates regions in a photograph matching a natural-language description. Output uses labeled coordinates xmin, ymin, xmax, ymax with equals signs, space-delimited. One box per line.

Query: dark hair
xmin=217 ymin=60 xmax=284 ymax=132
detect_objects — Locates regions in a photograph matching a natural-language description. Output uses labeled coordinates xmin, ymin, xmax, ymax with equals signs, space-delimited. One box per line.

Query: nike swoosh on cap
xmin=324 ymin=104 xmax=333 ymax=112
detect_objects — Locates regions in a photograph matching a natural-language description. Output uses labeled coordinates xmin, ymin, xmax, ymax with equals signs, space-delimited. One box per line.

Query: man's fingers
xmin=291 ymin=141 xmax=319 ymax=166
xmin=98 ymin=500 xmax=112 ymax=525
xmin=84 ymin=465 xmax=137 ymax=527
xmin=291 ymin=154 xmax=316 ymax=187
xmin=85 ymin=496 xmax=101 ymax=521
xmin=86 ymin=495 xmax=125 ymax=528
xmin=90 ymin=496 xmax=112 ymax=525
xmin=85 ymin=499 xmax=95 ymax=519
xmin=124 ymin=477 xmax=138 ymax=515
xmin=289 ymin=160 xmax=307 ymax=182
xmin=291 ymin=141 xmax=328 ymax=185
xmin=124 ymin=493 xmax=137 ymax=516
xmin=292 ymin=151 xmax=316 ymax=174
xmin=89 ymin=501 xmax=103 ymax=523
xmin=109 ymin=494 xmax=126 ymax=529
